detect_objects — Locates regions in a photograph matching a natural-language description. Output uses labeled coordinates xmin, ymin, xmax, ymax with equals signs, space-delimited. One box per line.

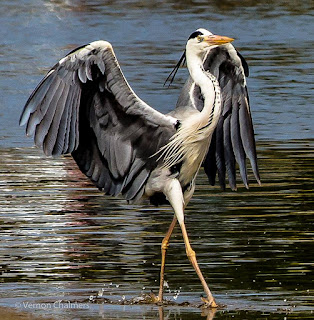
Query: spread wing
xmin=176 ymin=44 xmax=260 ymax=190
xmin=20 ymin=41 xmax=177 ymax=201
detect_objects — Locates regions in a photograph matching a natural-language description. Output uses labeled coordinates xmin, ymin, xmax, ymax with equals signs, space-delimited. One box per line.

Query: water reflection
xmin=158 ymin=306 xmax=216 ymax=320
xmin=0 ymin=141 xmax=313 ymax=319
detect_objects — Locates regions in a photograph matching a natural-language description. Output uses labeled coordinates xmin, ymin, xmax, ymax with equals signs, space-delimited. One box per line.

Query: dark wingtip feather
xmin=223 ymin=114 xmax=238 ymax=191
xmin=252 ymin=162 xmax=262 ymax=186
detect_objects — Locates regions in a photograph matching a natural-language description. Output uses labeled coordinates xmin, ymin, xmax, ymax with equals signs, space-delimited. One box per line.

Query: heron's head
xmin=164 ymin=28 xmax=234 ymax=86
xmin=186 ymin=28 xmax=234 ymax=56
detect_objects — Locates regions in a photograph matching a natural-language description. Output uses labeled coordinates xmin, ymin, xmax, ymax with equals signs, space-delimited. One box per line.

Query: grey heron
xmin=20 ymin=28 xmax=260 ymax=307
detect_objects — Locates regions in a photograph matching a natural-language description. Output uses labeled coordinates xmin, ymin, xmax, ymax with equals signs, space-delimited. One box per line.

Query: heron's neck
xmin=187 ymin=53 xmax=221 ymax=121
xmin=157 ymin=51 xmax=222 ymax=186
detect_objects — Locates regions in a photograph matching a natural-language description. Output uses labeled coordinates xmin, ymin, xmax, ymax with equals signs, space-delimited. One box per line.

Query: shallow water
xmin=0 ymin=143 xmax=313 ymax=319
xmin=0 ymin=1 xmax=313 ymax=319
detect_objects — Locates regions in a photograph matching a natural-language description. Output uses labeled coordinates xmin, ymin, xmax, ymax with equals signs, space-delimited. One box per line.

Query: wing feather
xmin=25 ymin=73 xmax=61 ymax=136
xmin=35 ymin=79 xmax=65 ymax=148
xmin=21 ymin=70 xmax=58 ymax=128
xmin=43 ymin=83 xmax=70 ymax=155
xmin=20 ymin=40 xmax=177 ymax=202
xmin=62 ymin=87 xmax=77 ymax=154
xmin=230 ymin=94 xmax=248 ymax=188
xmin=215 ymin=117 xmax=226 ymax=189
xmin=223 ymin=114 xmax=236 ymax=190
xmin=67 ymin=84 xmax=80 ymax=153
xmin=53 ymin=85 xmax=76 ymax=155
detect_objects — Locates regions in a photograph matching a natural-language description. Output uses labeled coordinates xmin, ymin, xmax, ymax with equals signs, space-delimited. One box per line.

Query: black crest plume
xmin=164 ymin=30 xmax=205 ymax=87
xmin=164 ymin=50 xmax=186 ymax=87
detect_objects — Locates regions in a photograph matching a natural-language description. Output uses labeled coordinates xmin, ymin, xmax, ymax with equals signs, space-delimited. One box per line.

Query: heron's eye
xmin=197 ymin=35 xmax=204 ymax=43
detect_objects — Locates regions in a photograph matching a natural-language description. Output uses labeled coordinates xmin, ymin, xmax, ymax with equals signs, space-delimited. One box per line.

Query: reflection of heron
xmin=20 ymin=28 xmax=260 ymax=307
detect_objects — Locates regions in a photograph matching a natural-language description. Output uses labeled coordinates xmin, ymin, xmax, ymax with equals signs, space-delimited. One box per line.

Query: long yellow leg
xmin=180 ymin=221 xmax=217 ymax=308
xmin=157 ymin=214 xmax=177 ymax=302
xmin=162 ymin=178 xmax=217 ymax=307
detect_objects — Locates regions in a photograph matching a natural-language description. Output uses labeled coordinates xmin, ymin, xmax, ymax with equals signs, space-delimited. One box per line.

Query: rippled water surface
xmin=0 ymin=1 xmax=313 ymax=319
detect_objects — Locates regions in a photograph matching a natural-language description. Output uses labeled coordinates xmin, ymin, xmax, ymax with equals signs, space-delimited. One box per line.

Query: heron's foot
xmin=201 ymin=295 xmax=218 ymax=308
xmin=149 ymin=291 xmax=161 ymax=304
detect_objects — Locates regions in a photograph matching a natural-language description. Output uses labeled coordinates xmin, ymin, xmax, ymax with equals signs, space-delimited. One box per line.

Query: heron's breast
xmin=178 ymin=138 xmax=210 ymax=186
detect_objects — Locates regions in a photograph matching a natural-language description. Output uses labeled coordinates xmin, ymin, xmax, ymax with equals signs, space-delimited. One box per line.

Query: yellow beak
xmin=203 ymin=34 xmax=234 ymax=45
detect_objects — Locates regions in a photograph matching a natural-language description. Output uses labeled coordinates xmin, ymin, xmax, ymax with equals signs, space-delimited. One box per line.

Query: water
xmin=0 ymin=1 xmax=313 ymax=319
xmin=0 ymin=144 xmax=313 ymax=319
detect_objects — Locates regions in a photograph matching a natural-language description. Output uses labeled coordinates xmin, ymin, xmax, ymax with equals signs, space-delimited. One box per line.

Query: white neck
xmin=186 ymin=50 xmax=221 ymax=122
xmin=157 ymin=48 xmax=222 ymax=186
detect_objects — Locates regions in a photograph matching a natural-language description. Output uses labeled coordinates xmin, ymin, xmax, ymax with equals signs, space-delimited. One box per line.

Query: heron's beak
xmin=204 ymin=35 xmax=234 ymax=45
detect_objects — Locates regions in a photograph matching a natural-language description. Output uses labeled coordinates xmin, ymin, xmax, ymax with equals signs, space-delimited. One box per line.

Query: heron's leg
xmin=164 ymin=178 xmax=217 ymax=308
xmin=180 ymin=221 xmax=217 ymax=307
xmin=157 ymin=214 xmax=177 ymax=302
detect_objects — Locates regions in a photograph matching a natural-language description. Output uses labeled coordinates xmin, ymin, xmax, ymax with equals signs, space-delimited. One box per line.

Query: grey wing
xmin=20 ymin=41 xmax=177 ymax=201
xmin=176 ymin=44 xmax=260 ymax=190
